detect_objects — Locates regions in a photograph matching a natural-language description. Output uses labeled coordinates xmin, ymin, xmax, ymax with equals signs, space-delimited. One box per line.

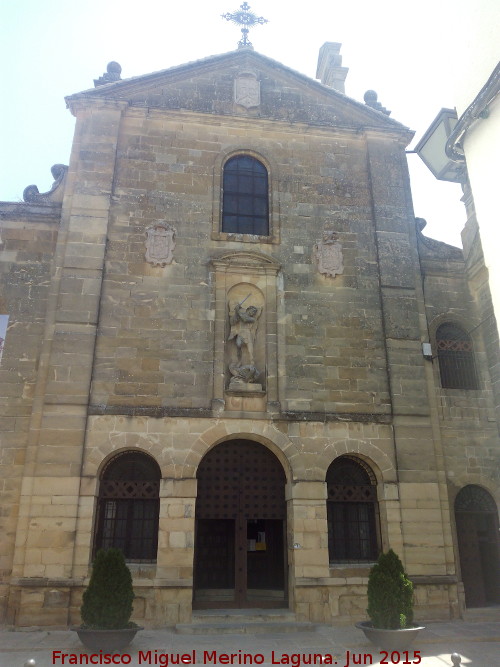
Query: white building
xmin=448 ymin=3 xmax=500 ymax=327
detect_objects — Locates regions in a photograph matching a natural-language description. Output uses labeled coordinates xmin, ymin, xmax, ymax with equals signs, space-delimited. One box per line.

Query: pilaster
xmin=12 ymin=100 xmax=128 ymax=586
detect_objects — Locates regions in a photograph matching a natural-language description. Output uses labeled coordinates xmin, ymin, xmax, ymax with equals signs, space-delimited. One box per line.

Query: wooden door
xmin=193 ymin=440 xmax=286 ymax=608
xmin=455 ymin=512 xmax=486 ymax=607
xmin=455 ymin=485 xmax=500 ymax=608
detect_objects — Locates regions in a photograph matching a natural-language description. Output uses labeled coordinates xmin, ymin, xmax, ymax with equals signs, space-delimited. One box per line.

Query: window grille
xmin=326 ymin=456 xmax=379 ymax=563
xmin=436 ymin=323 xmax=479 ymax=389
xmin=95 ymin=452 xmax=160 ymax=562
xmin=455 ymin=485 xmax=497 ymax=513
xmin=222 ymin=155 xmax=269 ymax=235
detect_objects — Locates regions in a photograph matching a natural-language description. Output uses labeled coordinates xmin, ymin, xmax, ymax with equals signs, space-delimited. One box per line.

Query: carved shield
xmin=145 ymin=222 xmax=176 ymax=266
xmin=314 ymin=232 xmax=344 ymax=277
xmin=234 ymin=74 xmax=260 ymax=109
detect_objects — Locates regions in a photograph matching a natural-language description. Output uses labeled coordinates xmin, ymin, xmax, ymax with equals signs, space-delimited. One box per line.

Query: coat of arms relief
xmin=313 ymin=229 xmax=344 ymax=278
xmin=145 ymin=222 xmax=176 ymax=266
xmin=234 ymin=71 xmax=260 ymax=109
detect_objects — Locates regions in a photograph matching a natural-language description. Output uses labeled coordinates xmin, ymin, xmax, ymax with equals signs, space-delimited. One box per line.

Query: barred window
xmin=327 ymin=457 xmax=379 ymax=563
xmin=436 ymin=323 xmax=479 ymax=389
xmin=95 ymin=452 xmax=161 ymax=562
xmin=222 ymin=155 xmax=269 ymax=236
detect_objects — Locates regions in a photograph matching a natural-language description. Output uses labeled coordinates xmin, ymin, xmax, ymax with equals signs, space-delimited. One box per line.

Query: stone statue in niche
xmin=228 ymin=363 xmax=261 ymax=384
xmin=313 ymin=229 xmax=344 ymax=277
xmin=227 ymin=296 xmax=263 ymax=391
xmin=228 ymin=299 xmax=262 ymax=365
xmin=145 ymin=222 xmax=176 ymax=266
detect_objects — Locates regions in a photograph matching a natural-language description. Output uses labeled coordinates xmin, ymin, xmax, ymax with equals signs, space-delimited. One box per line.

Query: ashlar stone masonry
xmin=0 ymin=45 xmax=499 ymax=628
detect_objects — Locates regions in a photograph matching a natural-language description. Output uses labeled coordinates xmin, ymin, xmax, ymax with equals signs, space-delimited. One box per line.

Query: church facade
xmin=1 ymin=44 xmax=499 ymax=628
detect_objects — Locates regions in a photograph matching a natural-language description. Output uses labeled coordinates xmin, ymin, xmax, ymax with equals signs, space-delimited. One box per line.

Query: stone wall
xmin=0 ymin=205 xmax=60 ymax=623
xmin=87 ymin=109 xmax=397 ymax=417
xmin=420 ymin=236 xmax=500 ymax=506
xmin=1 ymin=49 xmax=499 ymax=628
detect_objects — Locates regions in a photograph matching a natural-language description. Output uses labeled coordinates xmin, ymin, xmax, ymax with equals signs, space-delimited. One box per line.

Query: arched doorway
xmin=193 ymin=439 xmax=287 ymax=608
xmin=455 ymin=485 xmax=500 ymax=607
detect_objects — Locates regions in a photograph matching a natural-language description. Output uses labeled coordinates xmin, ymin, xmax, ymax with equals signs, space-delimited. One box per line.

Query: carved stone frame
xmin=210 ymin=251 xmax=281 ymax=416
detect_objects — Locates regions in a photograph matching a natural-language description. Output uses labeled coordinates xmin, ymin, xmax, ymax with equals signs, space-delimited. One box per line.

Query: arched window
xmin=326 ymin=456 xmax=379 ymax=563
xmin=436 ymin=322 xmax=479 ymax=389
xmin=95 ymin=451 xmax=161 ymax=562
xmin=222 ymin=155 xmax=269 ymax=236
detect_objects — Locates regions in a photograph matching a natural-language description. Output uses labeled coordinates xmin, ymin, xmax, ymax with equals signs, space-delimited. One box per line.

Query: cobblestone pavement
xmin=0 ymin=621 xmax=499 ymax=667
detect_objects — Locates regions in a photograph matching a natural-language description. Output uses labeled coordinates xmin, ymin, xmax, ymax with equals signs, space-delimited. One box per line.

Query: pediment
xmin=66 ymin=50 xmax=411 ymax=137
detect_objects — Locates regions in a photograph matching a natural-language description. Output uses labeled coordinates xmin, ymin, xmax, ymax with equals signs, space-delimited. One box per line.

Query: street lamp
xmin=414 ymin=108 xmax=465 ymax=183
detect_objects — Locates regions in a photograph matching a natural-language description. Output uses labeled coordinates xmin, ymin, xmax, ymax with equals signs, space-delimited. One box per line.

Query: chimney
xmin=316 ymin=43 xmax=349 ymax=94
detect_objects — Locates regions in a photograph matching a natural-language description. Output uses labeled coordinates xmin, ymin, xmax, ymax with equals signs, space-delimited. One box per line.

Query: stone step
xmin=176 ymin=609 xmax=318 ymax=635
xmin=191 ymin=609 xmax=298 ymax=624
xmin=463 ymin=605 xmax=500 ymax=622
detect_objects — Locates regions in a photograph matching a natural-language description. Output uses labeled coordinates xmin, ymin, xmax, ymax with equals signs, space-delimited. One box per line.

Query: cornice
xmin=446 ymin=61 xmax=500 ymax=162
xmin=0 ymin=201 xmax=62 ymax=223
xmin=121 ymin=105 xmax=410 ymax=142
xmin=65 ymin=96 xmax=130 ymax=117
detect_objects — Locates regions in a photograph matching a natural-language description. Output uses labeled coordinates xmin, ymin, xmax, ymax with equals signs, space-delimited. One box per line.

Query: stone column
xmin=288 ymin=480 xmax=330 ymax=622
xmin=155 ymin=478 xmax=196 ymax=625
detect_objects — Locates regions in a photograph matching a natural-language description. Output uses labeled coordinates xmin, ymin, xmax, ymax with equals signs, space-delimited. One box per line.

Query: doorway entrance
xmin=193 ymin=439 xmax=287 ymax=608
xmin=455 ymin=485 xmax=500 ymax=607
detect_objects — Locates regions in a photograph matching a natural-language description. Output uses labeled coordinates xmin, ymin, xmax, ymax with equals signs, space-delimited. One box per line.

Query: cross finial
xmin=221 ymin=2 xmax=268 ymax=50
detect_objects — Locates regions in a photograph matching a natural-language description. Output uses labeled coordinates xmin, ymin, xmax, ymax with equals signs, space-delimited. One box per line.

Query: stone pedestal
xmin=227 ymin=379 xmax=263 ymax=393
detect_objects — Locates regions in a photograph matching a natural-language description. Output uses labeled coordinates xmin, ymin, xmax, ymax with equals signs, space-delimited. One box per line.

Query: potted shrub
xmin=74 ymin=548 xmax=143 ymax=651
xmin=356 ymin=549 xmax=425 ymax=650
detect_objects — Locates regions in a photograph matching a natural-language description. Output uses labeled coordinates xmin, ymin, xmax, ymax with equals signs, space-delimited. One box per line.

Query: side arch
xmin=325 ymin=455 xmax=381 ymax=563
xmin=449 ymin=474 xmax=500 ymax=508
xmin=428 ymin=314 xmax=481 ymax=390
xmin=453 ymin=484 xmax=500 ymax=607
xmin=93 ymin=449 xmax=161 ymax=562
xmin=321 ymin=438 xmax=397 ymax=484
xmin=94 ymin=445 xmax=162 ymax=480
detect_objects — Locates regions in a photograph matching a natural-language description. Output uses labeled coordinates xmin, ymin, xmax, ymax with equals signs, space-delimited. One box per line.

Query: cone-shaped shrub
xmin=81 ymin=548 xmax=134 ymax=629
xmin=367 ymin=549 xmax=414 ymax=629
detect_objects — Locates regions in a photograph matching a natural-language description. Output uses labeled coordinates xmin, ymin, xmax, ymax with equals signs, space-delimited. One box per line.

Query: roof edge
xmin=65 ymin=49 xmax=411 ymax=133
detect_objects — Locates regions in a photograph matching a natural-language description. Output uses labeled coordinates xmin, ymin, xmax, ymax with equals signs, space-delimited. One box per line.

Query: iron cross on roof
xmin=221 ymin=2 xmax=268 ymax=49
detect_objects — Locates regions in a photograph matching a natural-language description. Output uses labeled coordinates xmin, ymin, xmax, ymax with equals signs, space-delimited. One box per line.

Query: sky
xmin=0 ymin=0 xmax=476 ymax=247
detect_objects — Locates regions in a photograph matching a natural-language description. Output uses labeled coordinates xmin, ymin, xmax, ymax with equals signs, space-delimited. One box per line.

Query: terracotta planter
xmin=73 ymin=626 xmax=143 ymax=651
xmin=355 ymin=621 xmax=425 ymax=651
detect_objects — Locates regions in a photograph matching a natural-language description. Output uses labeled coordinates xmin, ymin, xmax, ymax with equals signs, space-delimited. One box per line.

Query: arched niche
xmin=209 ymin=251 xmax=281 ymax=416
